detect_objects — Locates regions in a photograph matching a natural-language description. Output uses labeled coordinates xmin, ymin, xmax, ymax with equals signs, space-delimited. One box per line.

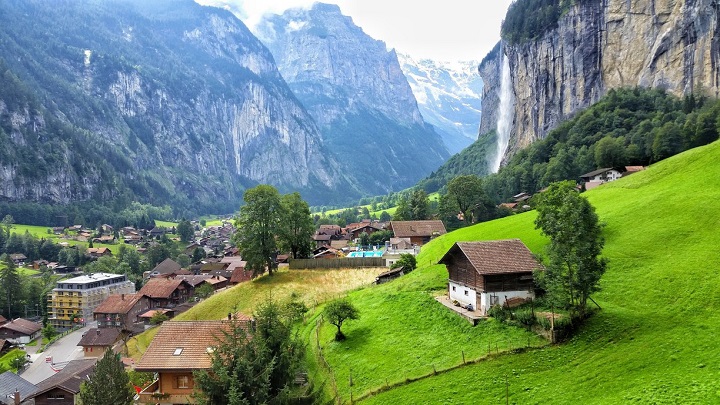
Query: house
xmin=86 ymin=247 xmax=112 ymax=259
xmin=580 ymin=167 xmax=624 ymax=184
xmin=29 ymin=358 xmax=96 ymax=405
xmin=374 ymin=267 xmax=405 ymax=284
xmin=138 ymin=278 xmax=194 ymax=309
xmin=311 ymin=233 xmax=332 ymax=248
xmin=0 ymin=371 xmax=38 ymax=405
xmin=8 ymin=254 xmax=26 ymax=266
xmin=229 ymin=267 xmax=253 ymax=285
xmin=347 ymin=223 xmax=382 ymax=240
xmin=0 ymin=319 xmax=41 ymax=344
xmin=138 ymin=309 xmax=174 ymax=324
xmin=93 ymin=293 xmax=149 ymax=333
xmin=388 ymin=237 xmax=413 ymax=251
xmin=512 ymin=192 xmax=532 ymax=203
xmin=389 ymin=221 xmax=447 ymax=246
xmin=77 ymin=328 xmax=122 ymax=358
xmin=91 ymin=235 xmax=114 ymax=244
xmin=313 ymin=247 xmax=341 ymax=259
xmin=135 ymin=320 xmax=251 ymax=404
xmin=148 ymin=258 xmax=182 ymax=278
xmin=439 ymin=239 xmax=543 ymax=315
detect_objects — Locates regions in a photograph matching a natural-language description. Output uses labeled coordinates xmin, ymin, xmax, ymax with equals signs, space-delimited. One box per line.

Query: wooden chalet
xmin=0 ymin=318 xmax=41 ymax=344
xmin=148 ymin=258 xmax=182 ymax=278
xmin=93 ymin=293 xmax=149 ymax=333
xmin=135 ymin=320 xmax=251 ymax=404
xmin=77 ymin=328 xmax=122 ymax=358
xmin=29 ymin=358 xmax=97 ymax=405
xmin=439 ymin=239 xmax=542 ymax=315
xmin=389 ymin=220 xmax=446 ymax=246
xmin=138 ymin=278 xmax=194 ymax=309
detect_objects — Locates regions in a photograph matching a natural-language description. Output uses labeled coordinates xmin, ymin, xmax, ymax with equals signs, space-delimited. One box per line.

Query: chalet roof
xmin=221 ymin=257 xmax=246 ymax=272
xmin=0 ymin=315 xmax=6 ymax=324
xmin=8 ymin=254 xmax=26 ymax=261
xmin=205 ymin=276 xmax=227 ymax=286
xmin=0 ymin=318 xmax=41 ymax=336
xmin=330 ymin=240 xmax=348 ymax=249
xmin=230 ymin=268 xmax=253 ymax=284
xmin=33 ymin=358 xmax=97 ymax=397
xmin=135 ymin=320 xmax=249 ymax=371
xmin=440 ymin=239 xmax=542 ymax=275
xmin=138 ymin=278 xmax=189 ymax=299
xmin=174 ymin=275 xmax=211 ymax=287
xmin=580 ymin=167 xmax=615 ymax=178
xmin=0 ymin=371 xmax=38 ymax=405
xmin=151 ymin=258 xmax=181 ymax=275
xmin=94 ymin=293 xmax=145 ymax=315
xmin=138 ymin=309 xmax=171 ymax=319
xmin=624 ymin=165 xmax=645 ymax=174
xmin=77 ymin=328 xmax=122 ymax=347
xmin=390 ymin=221 xmax=447 ymax=238
xmin=312 ymin=234 xmax=332 ymax=241
xmin=376 ymin=267 xmax=404 ymax=279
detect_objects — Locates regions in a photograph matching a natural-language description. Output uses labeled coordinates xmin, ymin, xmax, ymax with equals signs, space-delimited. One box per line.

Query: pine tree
xmin=0 ymin=255 xmax=23 ymax=319
xmin=79 ymin=350 xmax=134 ymax=405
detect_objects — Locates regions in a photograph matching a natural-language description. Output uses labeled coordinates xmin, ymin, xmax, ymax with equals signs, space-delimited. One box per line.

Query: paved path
xmin=20 ymin=322 xmax=96 ymax=384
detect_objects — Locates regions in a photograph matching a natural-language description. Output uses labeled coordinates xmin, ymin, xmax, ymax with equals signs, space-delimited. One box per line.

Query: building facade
xmin=47 ymin=273 xmax=135 ymax=329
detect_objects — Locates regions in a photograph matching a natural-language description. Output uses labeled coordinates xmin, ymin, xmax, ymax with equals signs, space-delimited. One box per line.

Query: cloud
xmin=195 ymin=0 xmax=513 ymax=62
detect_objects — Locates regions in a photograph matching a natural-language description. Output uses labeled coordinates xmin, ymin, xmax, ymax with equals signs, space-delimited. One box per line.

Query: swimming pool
xmin=347 ymin=250 xmax=384 ymax=258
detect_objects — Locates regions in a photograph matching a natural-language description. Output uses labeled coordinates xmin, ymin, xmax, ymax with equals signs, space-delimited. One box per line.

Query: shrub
xmin=487 ymin=305 xmax=511 ymax=321
xmin=514 ymin=308 xmax=536 ymax=326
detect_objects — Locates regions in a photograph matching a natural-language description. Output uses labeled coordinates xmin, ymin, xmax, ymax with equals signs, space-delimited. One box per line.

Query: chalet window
xmin=464 ymin=290 xmax=468 ymax=296
xmin=177 ymin=375 xmax=190 ymax=389
xmin=452 ymin=286 xmax=456 ymax=292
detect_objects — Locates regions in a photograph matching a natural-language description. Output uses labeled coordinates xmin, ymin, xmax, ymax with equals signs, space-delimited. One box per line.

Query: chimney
xmin=14 ymin=389 xmax=20 ymax=405
xmin=96 ymin=329 xmax=100 ymax=336
xmin=227 ymin=312 xmax=232 ymax=321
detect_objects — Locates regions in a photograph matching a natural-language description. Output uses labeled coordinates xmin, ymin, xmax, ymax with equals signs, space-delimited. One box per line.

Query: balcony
xmin=136 ymin=380 xmax=196 ymax=404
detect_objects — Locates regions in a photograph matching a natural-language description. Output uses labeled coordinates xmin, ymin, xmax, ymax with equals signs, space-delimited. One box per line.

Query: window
xmin=452 ymin=286 xmax=456 ymax=292
xmin=173 ymin=348 xmax=183 ymax=356
xmin=464 ymin=290 xmax=469 ymax=296
xmin=177 ymin=375 xmax=190 ymax=389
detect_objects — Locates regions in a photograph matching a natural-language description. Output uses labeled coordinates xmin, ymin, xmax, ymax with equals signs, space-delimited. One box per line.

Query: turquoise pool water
xmin=347 ymin=250 xmax=384 ymax=258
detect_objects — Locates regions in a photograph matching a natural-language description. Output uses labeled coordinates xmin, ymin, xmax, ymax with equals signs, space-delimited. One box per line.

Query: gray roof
xmin=0 ymin=371 xmax=38 ymax=405
xmin=33 ymin=358 xmax=97 ymax=397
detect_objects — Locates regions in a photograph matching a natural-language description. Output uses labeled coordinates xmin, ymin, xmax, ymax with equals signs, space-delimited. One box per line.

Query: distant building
xmin=29 ymin=358 xmax=97 ymax=405
xmin=93 ymin=293 xmax=149 ymax=334
xmin=389 ymin=221 xmax=447 ymax=246
xmin=47 ymin=273 xmax=135 ymax=329
xmin=0 ymin=371 xmax=37 ymax=405
xmin=77 ymin=328 xmax=122 ymax=358
xmin=0 ymin=318 xmax=41 ymax=344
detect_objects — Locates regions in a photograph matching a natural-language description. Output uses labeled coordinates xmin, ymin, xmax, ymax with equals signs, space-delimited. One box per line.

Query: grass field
xmin=8 ymin=224 xmax=123 ymax=255
xmin=0 ymin=349 xmax=25 ymax=372
xmin=313 ymin=192 xmax=439 ymax=219
xmin=353 ymin=140 xmax=720 ymax=403
xmin=126 ymin=267 xmax=386 ymax=361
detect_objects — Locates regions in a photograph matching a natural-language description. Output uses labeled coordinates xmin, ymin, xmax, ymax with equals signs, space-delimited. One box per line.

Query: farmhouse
xmin=389 ymin=220 xmax=446 ymax=246
xmin=93 ymin=293 xmax=149 ymax=333
xmin=439 ymin=239 xmax=542 ymax=315
xmin=77 ymin=327 xmax=123 ymax=358
xmin=0 ymin=318 xmax=41 ymax=344
xmin=29 ymin=358 xmax=97 ymax=405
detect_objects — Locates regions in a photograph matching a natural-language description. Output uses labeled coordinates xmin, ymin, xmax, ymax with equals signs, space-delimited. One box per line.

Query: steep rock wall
xmin=480 ymin=0 xmax=720 ymax=164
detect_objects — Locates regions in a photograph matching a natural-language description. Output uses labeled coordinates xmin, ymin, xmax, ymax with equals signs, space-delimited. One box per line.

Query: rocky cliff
xmin=0 ymin=0 xmax=356 ymax=213
xmin=256 ymin=3 xmax=449 ymax=195
xmin=480 ymin=0 xmax=720 ymax=164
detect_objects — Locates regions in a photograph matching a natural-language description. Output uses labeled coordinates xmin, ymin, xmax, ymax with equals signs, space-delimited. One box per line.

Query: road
xmin=20 ymin=322 xmax=96 ymax=384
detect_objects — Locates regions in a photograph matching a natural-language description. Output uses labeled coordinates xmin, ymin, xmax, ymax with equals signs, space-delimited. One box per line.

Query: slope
xmin=359 ymin=140 xmax=720 ymax=403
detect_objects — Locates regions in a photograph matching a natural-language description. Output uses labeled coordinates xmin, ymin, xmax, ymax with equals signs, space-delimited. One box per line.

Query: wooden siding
xmin=484 ymin=273 xmax=534 ymax=292
xmin=289 ymin=257 xmax=384 ymax=269
xmin=446 ymin=251 xmax=484 ymax=291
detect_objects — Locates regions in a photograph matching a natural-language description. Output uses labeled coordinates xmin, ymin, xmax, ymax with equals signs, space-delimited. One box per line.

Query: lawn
xmin=0 ymin=349 xmax=26 ymax=372
xmin=357 ymin=140 xmax=720 ymax=403
xmin=313 ymin=192 xmax=439 ymax=219
xmin=6 ymin=224 xmax=125 ymax=255
xmin=126 ymin=267 xmax=386 ymax=360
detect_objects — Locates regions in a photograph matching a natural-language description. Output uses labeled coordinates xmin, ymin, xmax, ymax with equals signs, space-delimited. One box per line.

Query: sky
xmin=195 ymin=0 xmax=514 ymax=62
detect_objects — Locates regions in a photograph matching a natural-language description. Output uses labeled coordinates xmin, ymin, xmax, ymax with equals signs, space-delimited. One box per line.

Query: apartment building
xmin=47 ymin=273 xmax=135 ymax=329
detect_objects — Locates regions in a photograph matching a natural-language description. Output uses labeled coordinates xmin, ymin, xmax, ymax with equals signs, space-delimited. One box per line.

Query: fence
xmin=289 ymin=257 xmax=385 ymax=270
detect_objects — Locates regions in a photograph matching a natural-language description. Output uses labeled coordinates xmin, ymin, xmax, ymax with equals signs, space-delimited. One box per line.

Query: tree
xmin=390 ymin=253 xmax=417 ymax=272
xmin=534 ymin=181 xmax=607 ymax=310
xmin=42 ymin=323 xmax=58 ymax=341
xmin=0 ymin=254 xmax=23 ymax=319
xmin=176 ymin=253 xmax=191 ymax=268
xmin=393 ymin=196 xmax=412 ymax=221
xmin=234 ymin=185 xmax=283 ymax=276
xmin=194 ymin=300 xmax=304 ymax=405
xmin=176 ymin=219 xmax=194 ymax=243
xmin=446 ymin=175 xmax=491 ymax=226
xmin=146 ymin=244 xmax=171 ymax=268
xmin=278 ymin=192 xmax=314 ymax=259
xmin=1 ymin=215 xmax=14 ymax=237
xmin=408 ymin=189 xmax=429 ymax=220
xmin=194 ymin=283 xmax=214 ymax=299
xmin=324 ymin=298 xmax=359 ymax=341
xmin=78 ymin=350 xmax=134 ymax=405
xmin=594 ymin=136 xmax=627 ymax=168
xmin=379 ymin=211 xmax=392 ymax=222
xmin=149 ymin=312 xmax=169 ymax=325
xmin=191 ymin=246 xmax=206 ymax=263
xmin=10 ymin=352 xmax=29 ymax=371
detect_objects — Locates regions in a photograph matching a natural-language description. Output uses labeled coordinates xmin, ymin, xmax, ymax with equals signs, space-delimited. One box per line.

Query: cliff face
xmin=0 ymin=0 xmax=353 ymax=211
xmin=257 ymin=3 xmax=449 ymax=195
xmin=480 ymin=0 xmax=720 ymax=164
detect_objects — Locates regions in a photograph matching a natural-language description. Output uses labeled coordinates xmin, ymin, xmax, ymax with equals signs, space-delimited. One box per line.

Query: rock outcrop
xmin=480 ymin=0 xmax=720 ymax=164
xmin=0 ymin=0 xmax=355 ymax=211
xmin=257 ymin=3 xmax=449 ymax=195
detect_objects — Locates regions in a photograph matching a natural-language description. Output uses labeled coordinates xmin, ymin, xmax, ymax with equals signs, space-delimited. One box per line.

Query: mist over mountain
xmin=398 ymin=55 xmax=483 ymax=154
xmin=256 ymin=3 xmax=450 ymax=196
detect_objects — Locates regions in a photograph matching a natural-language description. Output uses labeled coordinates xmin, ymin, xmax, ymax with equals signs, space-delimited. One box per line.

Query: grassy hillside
xmin=356 ymin=140 xmax=720 ymax=403
xmin=126 ymin=267 xmax=386 ymax=360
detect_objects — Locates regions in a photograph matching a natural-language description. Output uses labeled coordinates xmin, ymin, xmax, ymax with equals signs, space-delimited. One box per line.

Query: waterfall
xmin=492 ymin=54 xmax=513 ymax=173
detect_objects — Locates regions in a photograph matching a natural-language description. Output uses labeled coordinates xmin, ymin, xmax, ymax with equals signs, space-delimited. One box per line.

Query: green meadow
xmin=355 ymin=140 xmax=720 ymax=403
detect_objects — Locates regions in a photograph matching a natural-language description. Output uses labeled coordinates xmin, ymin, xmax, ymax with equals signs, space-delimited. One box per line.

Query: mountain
xmin=398 ymin=55 xmax=483 ymax=155
xmin=256 ymin=3 xmax=450 ymax=196
xmin=481 ymin=0 xmax=720 ymax=165
xmin=0 ymin=0 xmax=358 ymax=215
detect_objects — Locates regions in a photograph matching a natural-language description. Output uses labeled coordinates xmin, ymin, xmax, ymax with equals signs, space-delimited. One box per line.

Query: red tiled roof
xmin=230 ymin=268 xmax=253 ymax=284
xmin=138 ymin=278 xmax=187 ymax=299
xmin=0 ymin=318 xmax=41 ymax=336
xmin=94 ymin=293 xmax=145 ymax=315
xmin=390 ymin=221 xmax=447 ymax=238
xmin=135 ymin=320 xmax=250 ymax=371
xmin=440 ymin=239 xmax=542 ymax=275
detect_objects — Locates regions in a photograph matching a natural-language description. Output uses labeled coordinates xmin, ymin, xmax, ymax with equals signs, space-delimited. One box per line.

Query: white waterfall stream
xmin=492 ymin=54 xmax=513 ymax=173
